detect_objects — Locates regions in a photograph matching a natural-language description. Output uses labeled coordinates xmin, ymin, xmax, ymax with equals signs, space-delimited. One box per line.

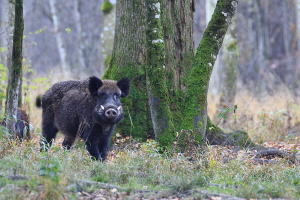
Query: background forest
xmin=0 ymin=0 xmax=299 ymax=199
xmin=1 ymin=0 xmax=300 ymax=141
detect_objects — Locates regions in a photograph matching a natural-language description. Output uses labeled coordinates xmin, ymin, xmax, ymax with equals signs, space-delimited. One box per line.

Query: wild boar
xmin=38 ymin=76 xmax=130 ymax=161
xmin=0 ymin=108 xmax=31 ymax=140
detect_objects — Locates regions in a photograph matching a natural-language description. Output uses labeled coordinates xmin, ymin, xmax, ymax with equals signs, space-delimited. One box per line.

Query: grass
xmin=0 ymin=76 xmax=299 ymax=199
xmin=0 ymin=134 xmax=299 ymax=199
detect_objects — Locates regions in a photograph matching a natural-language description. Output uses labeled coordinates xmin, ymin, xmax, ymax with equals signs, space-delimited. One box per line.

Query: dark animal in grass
xmin=37 ymin=76 xmax=130 ymax=161
xmin=0 ymin=108 xmax=31 ymax=140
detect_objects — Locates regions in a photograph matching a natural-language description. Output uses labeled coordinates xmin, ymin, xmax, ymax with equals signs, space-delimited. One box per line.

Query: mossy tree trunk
xmin=103 ymin=1 xmax=153 ymax=140
xmin=5 ymin=0 xmax=24 ymax=138
xmin=161 ymin=0 xmax=195 ymax=128
xmin=181 ymin=0 xmax=238 ymax=141
xmin=105 ymin=0 xmax=253 ymax=148
xmin=144 ymin=0 xmax=175 ymax=147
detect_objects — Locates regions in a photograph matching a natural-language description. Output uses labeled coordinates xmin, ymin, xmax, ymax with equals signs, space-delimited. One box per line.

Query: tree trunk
xmin=6 ymin=0 xmax=15 ymax=83
xmin=217 ymin=14 xmax=238 ymax=125
xmin=161 ymin=0 xmax=195 ymax=128
xmin=296 ymin=0 xmax=300 ymax=96
xmin=145 ymin=0 xmax=176 ymax=147
xmin=77 ymin=1 xmax=103 ymax=77
xmin=105 ymin=0 xmax=254 ymax=149
xmin=181 ymin=0 xmax=238 ymax=141
xmin=0 ymin=1 xmax=6 ymax=113
xmin=5 ymin=0 xmax=24 ymax=138
xmin=103 ymin=0 xmax=152 ymax=140
xmin=206 ymin=0 xmax=221 ymax=96
xmin=101 ymin=0 xmax=116 ymax=74
xmin=73 ymin=0 xmax=86 ymax=79
xmin=49 ymin=0 xmax=70 ymax=78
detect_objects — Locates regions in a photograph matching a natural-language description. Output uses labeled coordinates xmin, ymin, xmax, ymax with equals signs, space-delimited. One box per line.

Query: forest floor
xmin=0 ymin=134 xmax=298 ymax=200
xmin=0 ymin=82 xmax=299 ymax=199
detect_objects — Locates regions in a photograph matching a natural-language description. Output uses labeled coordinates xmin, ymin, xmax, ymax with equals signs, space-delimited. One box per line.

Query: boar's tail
xmin=36 ymin=96 xmax=42 ymax=107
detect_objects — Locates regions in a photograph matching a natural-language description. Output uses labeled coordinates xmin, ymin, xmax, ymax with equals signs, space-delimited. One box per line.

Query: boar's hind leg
xmin=62 ymin=135 xmax=76 ymax=150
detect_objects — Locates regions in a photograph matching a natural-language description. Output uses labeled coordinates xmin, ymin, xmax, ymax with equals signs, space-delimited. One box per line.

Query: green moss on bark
xmin=6 ymin=0 xmax=24 ymax=137
xmin=181 ymin=0 xmax=238 ymax=142
xmin=145 ymin=0 xmax=175 ymax=148
xmin=103 ymin=0 xmax=152 ymax=140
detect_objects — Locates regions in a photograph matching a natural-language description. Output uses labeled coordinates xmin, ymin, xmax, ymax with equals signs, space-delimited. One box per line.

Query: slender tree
xmin=73 ymin=0 xmax=86 ymax=79
xmin=217 ymin=14 xmax=238 ymax=125
xmin=49 ymin=0 xmax=70 ymax=78
xmin=181 ymin=0 xmax=238 ymax=138
xmin=5 ymin=0 xmax=24 ymax=137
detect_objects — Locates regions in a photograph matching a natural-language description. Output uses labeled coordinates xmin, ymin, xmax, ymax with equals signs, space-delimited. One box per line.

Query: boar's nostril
xmin=105 ymin=108 xmax=118 ymax=119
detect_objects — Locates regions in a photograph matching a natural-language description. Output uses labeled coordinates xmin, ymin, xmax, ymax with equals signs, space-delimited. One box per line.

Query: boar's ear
xmin=117 ymin=77 xmax=130 ymax=97
xmin=88 ymin=76 xmax=103 ymax=96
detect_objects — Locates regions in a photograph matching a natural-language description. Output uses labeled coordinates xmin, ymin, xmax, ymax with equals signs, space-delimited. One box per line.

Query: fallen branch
xmin=249 ymin=149 xmax=299 ymax=164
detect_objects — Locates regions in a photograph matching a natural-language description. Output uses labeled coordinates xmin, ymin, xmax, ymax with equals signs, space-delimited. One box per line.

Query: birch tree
xmin=49 ymin=0 xmax=70 ymax=78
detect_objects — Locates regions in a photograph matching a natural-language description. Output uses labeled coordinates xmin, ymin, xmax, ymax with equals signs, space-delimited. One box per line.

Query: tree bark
xmin=105 ymin=0 xmax=254 ymax=149
xmin=0 ymin=1 xmax=6 ymax=113
xmin=181 ymin=0 xmax=238 ymax=141
xmin=49 ymin=0 xmax=70 ymax=78
xmin=5 ymin=0 xmax=24 ymax=137
xmin=103 ymin=0 xmax=152 ymax=140
xmin=161 ymin=0 xmax=195 ymax=128
xmin=145 ymin=0 xmax=175 ymax=147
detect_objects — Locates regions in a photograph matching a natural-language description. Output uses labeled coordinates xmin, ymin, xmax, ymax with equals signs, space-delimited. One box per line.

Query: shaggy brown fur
xmin=39 ymin=76 xmax=130 ymax=161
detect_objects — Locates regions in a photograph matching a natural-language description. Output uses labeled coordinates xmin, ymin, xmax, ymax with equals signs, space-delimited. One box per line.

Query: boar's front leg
xmin=62 ymin=135 xmax=76 ymax=150
xmin=97 ymin=125 xmax=115 ymax=161
xmin=86 ymin=141 xmax=100 ymax=160
xmin=97 ymin=136 xmax=111 ymax=161
xmin=81 ymin=125 xmax=101 ymax=160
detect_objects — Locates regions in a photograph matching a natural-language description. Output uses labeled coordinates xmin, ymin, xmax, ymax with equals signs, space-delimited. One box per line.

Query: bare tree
xmin=49 ymin=0 xmax=70 ymax=78
xmin=5 ymin=0 xmax=24 ymax=137
xmin=73 ymin=0 xmax=86 ymax=79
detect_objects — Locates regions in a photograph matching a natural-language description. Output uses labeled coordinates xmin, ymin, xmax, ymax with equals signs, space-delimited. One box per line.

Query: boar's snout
xmin=105 ymin=107 xmax=118 ymax=119
xmin=98 ymin=104 xmax=123 ymax=121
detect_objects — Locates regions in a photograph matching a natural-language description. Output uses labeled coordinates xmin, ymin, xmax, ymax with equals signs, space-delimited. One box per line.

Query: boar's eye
xmin=113 ymin=93 xmax=120 ymax=100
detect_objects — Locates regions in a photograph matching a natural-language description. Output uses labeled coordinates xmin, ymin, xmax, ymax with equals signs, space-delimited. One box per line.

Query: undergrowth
xmin=0 ymin=135 xmax=299 ymax=199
